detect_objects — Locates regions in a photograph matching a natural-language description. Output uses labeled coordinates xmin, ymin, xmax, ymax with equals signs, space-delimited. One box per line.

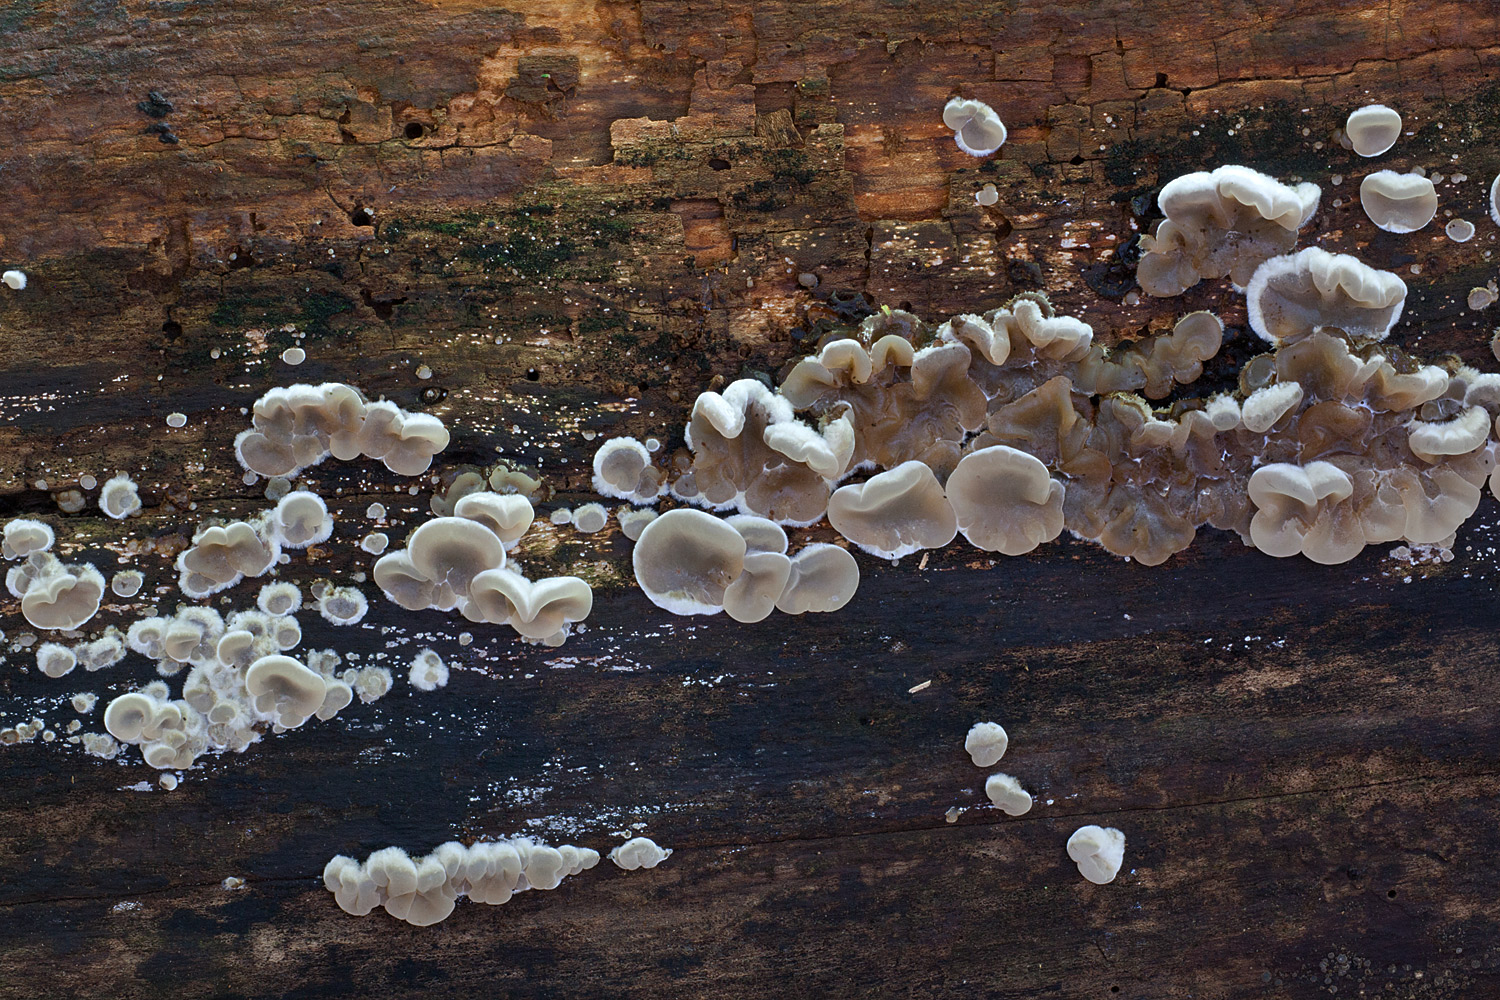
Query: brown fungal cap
xmin=827 ymin=461 xmax=957 ymax=560
xmin=1137 ymin=165 xmax=1320 ymax=296
xmin=632 ymin=508 xmax=746 ymax=615
xmin=1245 ymin=248 xmax=1407 ymax=345
xmin=942 ymin=97 xmax=1006 ymax=157
xmin=947 ymin=445 xmax=1064 ymax=556
xmin=1359 ymin=171 xmax=1439 ymax=233
xmin=1345 ymin=104 xmax=1402 ymax=157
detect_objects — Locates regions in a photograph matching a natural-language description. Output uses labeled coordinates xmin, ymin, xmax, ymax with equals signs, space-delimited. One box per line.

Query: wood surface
xmin=1 ymin=1 xmax=1499 ymax=997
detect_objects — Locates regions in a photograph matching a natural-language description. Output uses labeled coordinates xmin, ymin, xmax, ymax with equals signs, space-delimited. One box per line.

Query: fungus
xmin=632 ymin=508 xmax=746 ymax=615
xmin=1067 ymin=825 xmax=1126 ymax=884
xmin=160 ymin=773 xmax=179 ymax=791
xmin=775 ymin=543 xmax=860 ymax=614
xmin=722 ymin=550 xmax=793 ymax=623
xmin=270 ymin=615 xmax=302 ymax=651
xmin=942 ymin=97 xmax=1007 ymax=157
xmin=353 ymin=666 xmax=394 ymax=704
xmin=272 ymin=491 xmax=333 ymax=548
xmin=617 ymin=508 xmax=657 ymax=542
xmin=99 ymin=474 xmax=143 ymax=519
xmin=21 ymin=560 xmax=105 ymax=630
xmin=244 ymin=655 xmax=327 ymax=728
xmin=3 ymin=519 xmax=54 ymax=559
xmin=975 ymin=183 xmax=999 ymax=207
xmin=965 ymin=722 xmax=1009 ymax=767
xmin=466 ymin=568 xmax=594 ymax=644
xmin=257 ymin=581 xmax=302 ymax=615
xmin=2 ymin=269 xmax=26 ymax=290
xmin=71 ymin=692 xmax=97 ymax=713
xmin=985 ymin=773 xmax=1033 ymax=816
xmin=453 ymin=492 xmax=534 ymax=548
xmin=1344 ymin=104 xmax=1402 ymax=157
xmin=1137 ymin=165 xmax=1320 ymax=295
xmin=1359 ymin=171 xmax=1439 ymax=233
xmin=408 ymin=648 xmax=449 ymax=691
xmin=1447 ymin=219 xmax=1475 ymax=243
xmin=429 ymin=472 xmax=486 ymax=516
xmin=592 ymin=437 xmax=664 ymax=503
xmin=110 ymin=570 xmax=144 ymax=598
xmin=826 ymin=461 xmax=957 ymax=560
xmin=74 ymin=629 xmax=127 ymax=670
xmin=1240 ymin=381 xmax=1305 ymax=433
xmin=36 ymin=642 xmax=77 ymax=678
xmin=947 ymin=446 xmax=1064 ymax=555
xmin=550 ymin=508 xmax=573 ymax=526
xmin=1245 ymin=248 xmax=1406 ymax=345
xmin=609 ymin=837 xmax=672 ymax=871
xmin=572 ymin=503 xmax=608 ymax=534
xmin=1247 ymin=462 xmax=1360 ymax=563
xmin=725 ymin=514 xmax=789 ymax=554
xmin=176 ymin=521 xmax=279 ymax=597
xmin=1407 ymin=406 xmax=1492 ymax=463
xmin=318 ymin=586 xmax=369 ymax=626
xmin=281 ymin=347 xmax=306 ymax=366
xmin=234 ymin=383 xmax=450 ymax=478
xmin=408 ymin=517 xmax=507 ymax=598
xmin=361 ymin=532 xmax=389 ymax=554
xmin=1469 ymin=287 xmax=1497 ymax=311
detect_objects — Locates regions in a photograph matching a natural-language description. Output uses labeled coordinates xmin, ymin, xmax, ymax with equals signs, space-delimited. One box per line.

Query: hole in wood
xmin=403 ymin=122 xmax=425 ymax=140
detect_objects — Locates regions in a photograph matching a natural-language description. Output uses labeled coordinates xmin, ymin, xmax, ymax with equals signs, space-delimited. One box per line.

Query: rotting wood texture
xmin=1 ymin=1 xmax=1499 ymax=997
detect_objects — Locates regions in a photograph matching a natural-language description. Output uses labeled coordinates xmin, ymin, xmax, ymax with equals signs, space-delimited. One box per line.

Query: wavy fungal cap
xmin=609 ymin=837 xmax=672 ymax=871
xmin=22 ymin=561 xmax=105 ymax=630
xmin=273 ymin=491 xmax=333 ymax=548
xmin=1 ymin=269 xmax=26 ymax=290
xmin=633 ymin=508 xmax=746 ymax=615
xmin=1359 ymin=171 xmax=1439 ymax=234
xmin=99 ymin=474 xmax=143 ymax=520
xmin=3 ymin=518 xmax=54 ymax=559
xmin=942 ymin=97 xmax=1007 ymax=157
xmin=985 ymin=773 xmax=1033 ymax=816
xmin=965 ymin=722 xmax=1009 ymax=767
xmin=775 ymin=543 xmax=860 ymax=615
xmin=37 ymin=642 xmax=77 ymax=678
xmin=827 ymin=461 xmax=957 ymax=560
xmin=1245 ymin=247 xmax=1407 ymax=345
xmin=947 ymin=446 xmax=1065 ymax=555
xmin=453 ymin=492 xmax=534 ymax=548
xmin=466 ymin=568 xmax=594 ymax=644
xmin=244 ymin=654 xmax=327 ymax=728
xmin=1067 ymin=825 xmax=1126 ymax=884
xmin=324 ymin=838 xmax=599 ymax=925
xmin=592 ymin=437 xmax=663 ymax=503
xmin=1345 ymin=104 xmax=1402 ymax=157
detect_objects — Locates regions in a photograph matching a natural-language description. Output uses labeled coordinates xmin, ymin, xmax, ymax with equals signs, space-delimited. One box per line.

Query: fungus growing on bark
xmin=324 ymin=839 xmax=599 ymax=926
xmin=408 ymin=648 xmax=449 ymax=691
xmin=19 ymin=558 xmax=105 ymax=630
xmin=110 ymin=570 xmax=144 ymax=598
xmin=947 ymin=446 xmax=1064 ymax=555
xmin=244 ymin=654 xmax=327 ymax=728
xmin=1245 ymin=248 xmax=1407 ymax=345
xmin=1067 ymin=825 xmax=1126 ymax=884
xmin=942 ymin=97 xmax=1007 ymax=157
xmin=722 ymin=549 xmax=793 ymax=624
xmin=826 ymin=461 xmax=957 ymax=559
xmin=617 ymin=507 xmax=658 ymax=542
xmin=177 ymin=521 xmax=279 ymax=598
xmin=74 ymin=629 xmax=127 ymax=671
xmin=572 ymin=503 xmax=608 ymax=534
xmin=965 ymin=722 xmax=1009 ymax=767
xmin=1137 ymin=166 xmax=1320 ymax=296
xmin=234 ymin=383 xmax=450 ymax=478
xmin=453 ymin=492 xmax=534 ymax=548
xmin=257 ymin=581 xmax=302 ymax=615
xmin=99 ymin=474 xmax=143 ymax=520
xmin=1359 ymin=171 xmax=1439 ymax=233
xmin=1344 ymin=105 xmax=1402 ymax=157
xmin=609 ymin=837 xmax=672 ymax=870
xmin=36 ymin=642 xmax=77 ymax=678
xmin=3 ymin=519 xmax=54 ymax=559
xmin=592 ymin=437 xmax=664 ymax=503
xmin=466 ymin=568 xmax=594 ymax=645
xmin=2 ymin=269 xmax=26 ymax=290
xmin=985 ymin=773 xmax=1033 ymax=816
xmin=272 ymin=491 xmax=333 ymax=548
xmin=633 ymin=508 xmax=746 ymax=614
xmin=1447 ymin=219 xmax=1475 ymax=243
xmin=318 ymin=586 xmax=369 ymax=626
xmin=775 ymin=543 xmax=860 ymax=614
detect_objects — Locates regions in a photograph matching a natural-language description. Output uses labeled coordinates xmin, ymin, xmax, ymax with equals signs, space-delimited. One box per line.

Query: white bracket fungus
xmin=617 ymin=507 xmax=658 ymax=541
xmin=827 ymin=461 xmax=957 ymax=560
xmin=318 ymin=586 xmax=369 ymax=626
xmin=257 ymin=581 xmax=302 ymax=615
xmin=1245 ymin=248 xmax=1406 ymax=345
xmin=1067 ymin=825 xmax=1126 ymax=884
xmin=408 ymin=648 xmax=449 ymax=691
xmin=1344 ymin=104 xmax=1402 ymax=157
xmin=244 ymin=654 xmax=327 ymax=728
xmin=465 ymin=568 xmax=594 ymax=645
xmin=984 ymin=773 xmax=1033 ymax=816
xmin=572 ymin=502 xmax=609 ymax=534
xmin=453 ymin=492 xmax=534 ymax=548
xmin=176 ymin=520 xmax=280 ymax=598
xmin=947 ymin=446 xmax=1064 ymax=555
xmin=942 ymin=97 xmax=1007 ymax=157
xmin=36 ymin=642 xmax=78 ymax=678
xmin=609 ymin=837 xmax=672 ymax=870
xmin=15 ymin=556 xmax=105 ymax=630
xmin=271 ymin=491 xmax=333 ymax=548
xmin=1359 ymin=171 xmax=1438 ymax=234
xmin=774 ymin=543 xmax=860 ymax=615
xmin=592 ymin=437 xmax=665 ymax=503
xmin=3 ymin=518 xmax=54 ymax=559
xmin=633 ymin=508 xmax=746 ymax=615
xmin=965 ymin=722 xmax=1008 ymax=767
xmin=2 ymin=269 xmax=27 ymax=290
xmin=99 ymin=474 xmax=143 ymax=520
xmin=324 ymin=839 xmax=599 ymax=926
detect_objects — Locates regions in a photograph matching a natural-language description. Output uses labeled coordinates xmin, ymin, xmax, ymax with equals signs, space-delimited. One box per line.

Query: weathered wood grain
xmin=1 ymin=0 xmax=1499 ymax=997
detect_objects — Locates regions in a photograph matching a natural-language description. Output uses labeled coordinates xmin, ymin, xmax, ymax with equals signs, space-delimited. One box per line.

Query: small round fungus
xmin=1067 ymin=825 xmax=1126 ymax=884
xmin=2 ymin=269 xmax=27 ymax=290
xmin=1359 ymin=171 xmax=1439 ymax=233
xmin=272 ymin=491 xmax=333 ymax=548
xmin=244 ymin=654 xmax=327 ymax=728
xmin=609 ymin=837 xmax=672 ymax=871
xmin=633 ymin=508 xmax=746 ymax=615
xmin=984 ymin=773 xmax=1033 ymax=816
xmin=318 ymin=586 xmax=369 ymax=626
xmin=1446 ymin=219 xmax=1475 ymax=243
xmin=572 ymin=503 xmax=608 ymax=534
xmin=159 ymin=773 xmax=179 ymax=791
xmin=257 ymin=581 xmax=302 ymax=615
xmin=3 ymin=518 xmax=54 ymax=559
xmin=71 ymin=692 xmax=97 ymax=714
xmin=774 ymin=543 xmax=860 ymax=615
xmin=408 ymin=648 xmax=449 ymax=691
xmin=827 ymin=461 xmax=957 ymax=560
xmin=965 ymin=722 xmax=1009 ymax=767
xmin=366 ymin=503 xmax=386 ymax=520
xmin=99 ymin=474 xmax=143 ymax=520
xmin=110 ymin=570 xmax=144 ymax=598
xmin=947 ymin=446 xmax=1064 ymax=555
xmin=1468 ymin=287 xmax=1497 ymax=311
xmin=36 ymin=642 xmax=77 ymax=678
xmin=975 ymin=183 xmax=1000 ymax=207
xmin=281 ymin=347 xmax=306 ymax=366
xmin=1245 ymin=248 xmax=1406 ymax=345
xmin=549 ymin=507 xmax=573 ymax=526
xmin=1344 ymin=104 xmax=1402 ymax=157
xmin=617 ymin=507 xmax=658 ymax=542
xmin=361 ymin=532 xmax=389 ymax=554
xmin=592 ymin=437 xmax=664 ymax=503
xmin=942 ymin=97 xmax=1007 ymax=157
xmin=166 ymin=412 xmax=188 ymax=428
